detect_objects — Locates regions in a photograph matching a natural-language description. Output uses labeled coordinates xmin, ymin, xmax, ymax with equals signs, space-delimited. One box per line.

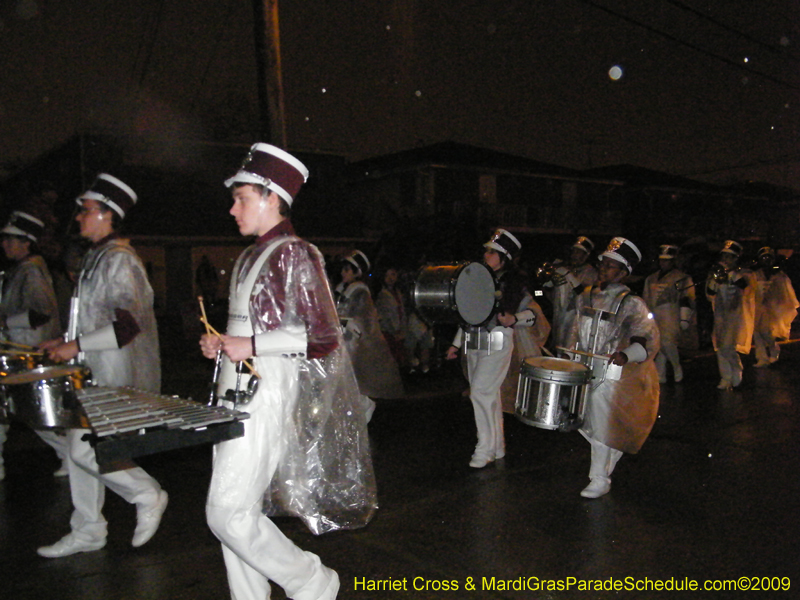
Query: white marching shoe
xmin=580 ymin=478 xmax=611 ymax=499
xmin=37 ymin=533 xmax=106 ymax=558
xmin=132 ymin=490 xmax=169 ymax=547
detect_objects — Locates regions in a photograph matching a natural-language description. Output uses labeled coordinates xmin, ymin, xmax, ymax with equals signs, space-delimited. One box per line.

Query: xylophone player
xmin=199 ymin=143 xmax=376 ymax=600
xmin=38 ymin=174 xmax=168 ymax=557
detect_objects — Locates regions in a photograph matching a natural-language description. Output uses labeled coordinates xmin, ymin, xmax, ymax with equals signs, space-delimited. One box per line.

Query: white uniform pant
xmin=654 ymin=340 xmax=683 ymax=382
xmin=753 ymin=325 xmax=779 ymax=364
xmin=716 ymin=345 xmax=743 ymax=386
xmin=466 ymin=328 xmax=513 ymax=461
xmin=41 ymin=429 xmax=161 ymax=542
xmin=582 ymin=431 xmax=623 ymax=484
xmin=206 ymin=405 xmax=334 ymax=600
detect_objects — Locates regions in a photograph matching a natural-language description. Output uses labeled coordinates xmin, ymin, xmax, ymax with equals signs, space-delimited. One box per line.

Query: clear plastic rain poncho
xmin=754 ymin=268 xmax=798 ymax=340
xmin=71 ymin=238 xmax=160 ymax=392
xmin=643 ymin=268 xmax=695 ymax=347
xmin=335 ymin=281 xmax=404 ymax=399
xmin=0 ymin=254 xmax=62 ymax=347
xmin=565 ymin=283 xmax=660 ymax=454
xmin=706 ymin=269 xmax=757 ymax=355
xmin=547 ymin=260 xmax=597 ymax=350
xmin=211 ymin=230 xmax=377 ymax=535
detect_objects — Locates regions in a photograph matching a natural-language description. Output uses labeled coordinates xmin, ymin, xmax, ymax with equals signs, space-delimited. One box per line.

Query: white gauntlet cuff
xmin=254 ymin=326 xmax=308 ymax=358
xmin=79 ymin=324 xmax=120 ymax=351
xmin=622 ymin=342 xmax=647 ymax=364
xmin=451 ymin=328 xmax=463 ymax=348
xmin=514 ymin=309 xmax=536 ymax=327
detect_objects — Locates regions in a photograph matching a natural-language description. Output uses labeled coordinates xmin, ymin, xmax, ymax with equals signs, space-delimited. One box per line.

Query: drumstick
xmin=3 ymin=348 xmax=46 ymax=356
xmin=0 ymin=340 xmax=37 ymax=351
xmin=555 ymin=346 xmax=611 ymax=360
xmin=198 ymin=296 xmax=212 ymax=337
xmin=198 ymin=315 xmax=261 ymax=379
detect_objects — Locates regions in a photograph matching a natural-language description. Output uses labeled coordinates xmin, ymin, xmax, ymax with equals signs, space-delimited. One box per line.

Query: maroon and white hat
xmin=344 ymin=250 xmax=370 ymax=276
xmin=0 ymin=211 xmax=44 ymax=242
xmin=601 ymin=237 xmax=642 ymax=272
xmin=720 ymin=240 xmax=743 ymax=257
xmin=77 ymin=174 xmax=137 ymax=218
xmin=484 ymin=228 xmax=522 ymax=260
xmin=658 ymin=244 xmax=679 ymax=260
xmin=224 ymin=143 xmax=309 ymax=206
xmin=572 ymin=236 xmax=595 ymax=254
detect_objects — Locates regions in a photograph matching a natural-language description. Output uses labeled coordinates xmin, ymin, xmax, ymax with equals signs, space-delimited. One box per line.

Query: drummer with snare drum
xmin=0 ymin=210 xmax=66 ymax=481
xmin=563 ymin=237 xmax=660 ymax=499
xmin=445 ymin=229 xmax=536 ymax=469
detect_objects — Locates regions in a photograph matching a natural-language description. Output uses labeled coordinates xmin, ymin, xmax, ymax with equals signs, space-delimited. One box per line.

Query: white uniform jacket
xmin=71 ymin=237 xmax=160 ymax=391
xmin=211 ymin=222 xmax=377 ymax=535
xmin=566 ymin=283 xmax=660 ymax=454
xmin=0 ymin=254 xmax=61 ymax=347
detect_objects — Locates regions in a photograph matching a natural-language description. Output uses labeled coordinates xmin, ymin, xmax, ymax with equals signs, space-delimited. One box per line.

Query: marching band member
xmin=336 ymin=250 xmax=404 ymax=407
xmin=445 ymin=229 xmax=536 ymax=468
xmin=545 ymin=236 xmax=597 ymax=351
xmin=753 ymin=247 xmax=798 ymax=367
xmin=38 ymin=174 xmax=167 ymax=557
xmin=499 ymin=296 xmax=550 ymax=414
xmin=705 ymin=240 xmax=756 ymax=389
xmin=199 ymin=143 xmax=376 ymax=600
xmin=565 ymin=238 xmax=660 ymax=499
xmin=0 ymin=211 xmax=65 ymax=481
xmin=643 ymin=245 xmax=695 ymax=383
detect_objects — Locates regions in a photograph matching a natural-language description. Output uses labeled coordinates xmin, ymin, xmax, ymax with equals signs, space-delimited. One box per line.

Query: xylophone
xmin=77 ymin=386 xmax=250 ymax=471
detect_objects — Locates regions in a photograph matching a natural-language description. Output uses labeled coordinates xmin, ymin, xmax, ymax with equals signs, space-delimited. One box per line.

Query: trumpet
xmin=674 ymin=263 xmax=729 ymax=291
xmin=535 ymin=261 xmax=567 ymax=286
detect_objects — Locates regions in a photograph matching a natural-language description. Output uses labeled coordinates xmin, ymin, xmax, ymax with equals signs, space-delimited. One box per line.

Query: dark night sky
xmin=1 ymin=0 xmax=798 ymax=190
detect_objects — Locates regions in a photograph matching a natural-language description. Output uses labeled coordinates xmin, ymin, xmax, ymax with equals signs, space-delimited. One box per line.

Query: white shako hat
xmin=720 ymin=239 xmax=743 ymax=258
xmin=224 ymin=143 xmax=309 ymax=206
xmin=601 ymin=237 xmax=642 ymax=273
xmin=572 ymin=236 xmax=595 ymax=254
xmin=0 ymin=211 xmax=44 ymax=242
xmin=658 ymin=244 xmax=679 ymax=260
xmin=757 ymin=246 xmax=775 ymax=259
xmin=484 ymin=228 xmax=522 ymax=260
xmin=77 ymin=174 xmax=137 ymax=218
xmin=344 ymin=250 xmax=370 ymax=276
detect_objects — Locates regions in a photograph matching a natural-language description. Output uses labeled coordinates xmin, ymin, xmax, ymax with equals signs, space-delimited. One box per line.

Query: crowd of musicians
xmin=0 ymin=143 xmax=797 ymax=600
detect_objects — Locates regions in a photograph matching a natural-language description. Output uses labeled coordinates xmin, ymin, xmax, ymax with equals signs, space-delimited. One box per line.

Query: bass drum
xmin=515 ymin=356 xmax=590 ymax=431
xmin=1 ymin=364 xmax=92 ymax=429
xmin=413 ymin=262 xmax=497 ymax=326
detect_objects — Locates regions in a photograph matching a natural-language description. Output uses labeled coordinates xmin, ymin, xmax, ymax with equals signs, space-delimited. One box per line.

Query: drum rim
xmin=1 ymin=364 xmax=90 ymax=385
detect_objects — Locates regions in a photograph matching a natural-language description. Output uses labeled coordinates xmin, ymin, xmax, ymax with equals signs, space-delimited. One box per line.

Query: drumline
xmin=412 ymin=261 xmax=622 ymax=433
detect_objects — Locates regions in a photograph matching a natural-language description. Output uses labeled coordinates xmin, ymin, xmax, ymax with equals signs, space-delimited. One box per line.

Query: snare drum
xmin=0 ymin=350 xmax=41 ymax=377
xmin=413 ymin=262 xmax=497 ymax=325
xmin=515 ymin=356 xmax=590 ymax=431
xmin=1 ymin=364 xmax=92 ymax=429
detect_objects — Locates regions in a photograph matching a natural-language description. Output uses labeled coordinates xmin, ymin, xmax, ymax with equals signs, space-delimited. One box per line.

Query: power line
xmin=664 ymin=0 xmax=800 ymax=65
xmin=574 ymin=0 xmax=800 ymax=91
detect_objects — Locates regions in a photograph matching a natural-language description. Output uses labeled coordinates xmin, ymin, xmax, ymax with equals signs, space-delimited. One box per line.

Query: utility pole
xmin=252 ymin=0 xmax=287 ymax=147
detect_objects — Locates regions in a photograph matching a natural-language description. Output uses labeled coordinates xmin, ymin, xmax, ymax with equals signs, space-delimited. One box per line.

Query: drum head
xmin=523 ymin=356 xmax=588 ymax=373
xmin=1 ymin=365 xmax=86 ymax=385
xmin=454 ymin=262 xmax=497 ymax=325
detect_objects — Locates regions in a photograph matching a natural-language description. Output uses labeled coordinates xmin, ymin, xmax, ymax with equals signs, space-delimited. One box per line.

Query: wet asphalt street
xmin=1 ymin=337 xmax=798 ymax=599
